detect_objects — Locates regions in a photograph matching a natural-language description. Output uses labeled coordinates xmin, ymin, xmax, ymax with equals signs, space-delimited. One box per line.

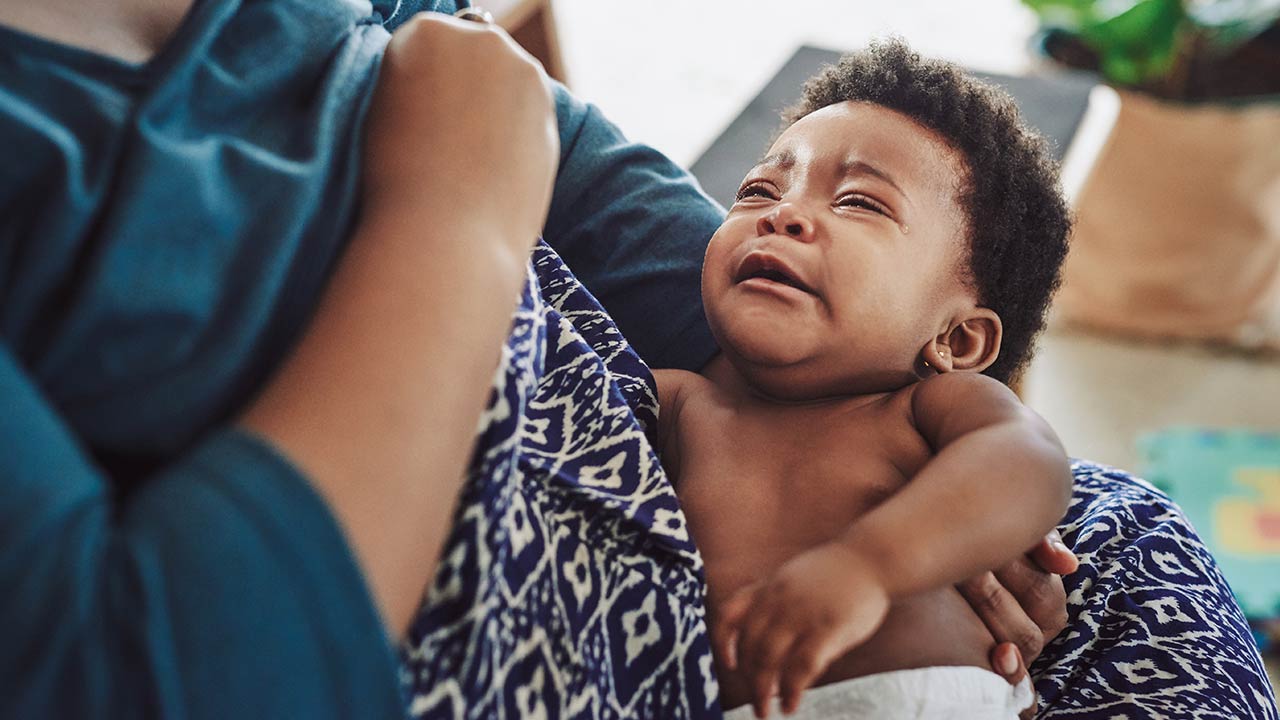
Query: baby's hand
xmin=713 ymin=542 xmax=890 ymax=719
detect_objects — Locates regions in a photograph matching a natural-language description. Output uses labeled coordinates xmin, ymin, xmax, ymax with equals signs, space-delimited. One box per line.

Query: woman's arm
xmin=0 ymin=14 xmax=557 ymax=717
xmin=239 ymin=14 xmax=559 ymax=636
xmin=0 ymin=343 xmax=407 ymax=719
xmin=541 ymin=84 xmax=725 ymax=371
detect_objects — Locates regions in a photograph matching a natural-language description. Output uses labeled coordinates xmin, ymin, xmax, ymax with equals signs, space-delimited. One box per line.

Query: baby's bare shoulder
xmin=652 ymin=368 xmax=708 ymax=397
xmin=651 ymin=369 xmax=716 ymax=467
xmin=652 ymin=369 xmax=716 ymax=420
xmin=909 ymin=372 xmax=1023 ymax=423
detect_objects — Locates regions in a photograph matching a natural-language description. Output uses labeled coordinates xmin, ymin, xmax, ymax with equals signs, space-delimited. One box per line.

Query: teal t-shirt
xmin=0 ymin=0 xmax=722 ymax=716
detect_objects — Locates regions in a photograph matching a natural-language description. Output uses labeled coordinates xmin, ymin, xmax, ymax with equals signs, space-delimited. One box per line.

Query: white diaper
xmin=721 ymin=666 xmax=1034 ymax=720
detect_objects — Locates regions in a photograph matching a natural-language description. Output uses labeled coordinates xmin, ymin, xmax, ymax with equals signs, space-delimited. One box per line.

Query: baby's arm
xmin=717 ymin=372 xmax=1071 ymax=717
xmin=856 ymin=372 xmax=1072 ymax=598
xmin=651 ymin=369 xmax=703 ymax=478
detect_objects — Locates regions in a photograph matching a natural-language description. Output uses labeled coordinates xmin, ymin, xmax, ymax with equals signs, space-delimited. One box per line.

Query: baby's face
xmin=701 ymin=101 xmax=975 ymax=400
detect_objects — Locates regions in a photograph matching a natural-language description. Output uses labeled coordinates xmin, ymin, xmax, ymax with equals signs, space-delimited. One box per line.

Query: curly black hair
xmin=783 ymin=39 xmax=1072 ymax=384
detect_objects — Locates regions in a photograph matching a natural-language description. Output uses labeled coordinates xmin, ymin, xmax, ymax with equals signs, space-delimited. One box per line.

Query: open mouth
xmin=736 ymin=253 xmax=816 ymax=296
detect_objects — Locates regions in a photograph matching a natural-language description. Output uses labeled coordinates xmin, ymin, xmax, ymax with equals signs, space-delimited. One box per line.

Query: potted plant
xmin=1021 ymin=0 xmax=1280 ymax=352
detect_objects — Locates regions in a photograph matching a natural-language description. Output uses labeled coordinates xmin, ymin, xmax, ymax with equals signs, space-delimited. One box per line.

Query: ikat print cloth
xmin=400 ymin=242 xmax=1278 ymax=719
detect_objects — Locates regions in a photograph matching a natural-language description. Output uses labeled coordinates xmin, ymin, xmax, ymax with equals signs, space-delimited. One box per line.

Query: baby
xmin=653 ymin=41 xmax=1074 ymax=719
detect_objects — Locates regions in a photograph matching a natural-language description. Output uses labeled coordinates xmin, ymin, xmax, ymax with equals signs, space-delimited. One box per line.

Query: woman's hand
xmin=958 ymin=530 xmax=1078 ymax=668
xmin=362 ymin=12 xmax=559 ymax=253
xmin=713 ymin=543 xmax=891 ymax=719
xmin=956 ymin=533 xmax=1077 ymax=718
xmin=989 ymin=642 xmax=1039 ymax=720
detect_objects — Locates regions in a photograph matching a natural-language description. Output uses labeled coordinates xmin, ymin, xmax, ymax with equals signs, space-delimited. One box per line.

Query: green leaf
xmin=1021 ymin=0 xmax=1096 ymax=29
xmin=1077 ymin=0 xmax=1187 ymax=83
xmin=1100 ymin=53 xmax=1145 ymax=83
xmin=1081 ymin=0 xmax=1183 ymax=45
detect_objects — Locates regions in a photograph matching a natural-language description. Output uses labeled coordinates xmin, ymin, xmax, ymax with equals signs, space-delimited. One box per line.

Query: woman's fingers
xmin=1028 ymin=530 xmax=1079 ymax=576
xmin=960 ymin=533 xmax=1073 ymax=666
xmin=958 ymin=570 xmax=1048 ymax=663
xmin=991 ymin=642 xmax=1040 ymax=719
xmin=991 ymin=641 xmax=1027 ymax=684
xmin=992 ymin=554 xmax=1070 ymax=654
xmin=993 ymin=548 xmax=1064 ymax=645
xmin=995 ymin=642 xmax=1044 ymax=719
xmin=960 ymin=536 xmax=1074 ymax=666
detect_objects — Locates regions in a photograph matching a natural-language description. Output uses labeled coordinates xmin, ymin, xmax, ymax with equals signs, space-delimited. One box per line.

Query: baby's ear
xmin=923 ymin=309 xmax=1002 ymax=373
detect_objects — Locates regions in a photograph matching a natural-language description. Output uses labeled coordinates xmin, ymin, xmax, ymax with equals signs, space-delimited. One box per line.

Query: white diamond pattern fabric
xmin=402 ymin=242 xmax=715 ymax=719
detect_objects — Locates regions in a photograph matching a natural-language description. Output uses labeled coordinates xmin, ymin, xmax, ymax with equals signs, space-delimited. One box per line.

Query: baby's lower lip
xmin=738 ymin=276 xmax=816 ymax=299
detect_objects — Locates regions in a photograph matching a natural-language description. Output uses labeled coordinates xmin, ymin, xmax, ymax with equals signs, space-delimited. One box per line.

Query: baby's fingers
xmin=747 ymin=632 xmax=796 ymax=719
xmin=715 ymin=587 xmax=757 ymax=671
xmin=751 ymin=678 xmax=774 ymax=719
xmin=778 ymin=634 xmax=830 ymax=715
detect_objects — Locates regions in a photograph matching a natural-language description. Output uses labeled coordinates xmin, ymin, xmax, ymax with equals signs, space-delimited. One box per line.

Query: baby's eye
xmin=837 ymin=194 xmax=890 ymax=216
xmin=735 ymin=183 xmax=777 ymax=202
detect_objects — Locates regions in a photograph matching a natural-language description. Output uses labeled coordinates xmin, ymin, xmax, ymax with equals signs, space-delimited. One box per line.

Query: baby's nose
xmin=758 ymin=204 xmax=815 ymax=242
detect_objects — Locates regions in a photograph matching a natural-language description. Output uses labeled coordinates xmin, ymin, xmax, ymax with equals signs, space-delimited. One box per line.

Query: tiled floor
xmin=552 ymin=0 xmax=1280 ymax=690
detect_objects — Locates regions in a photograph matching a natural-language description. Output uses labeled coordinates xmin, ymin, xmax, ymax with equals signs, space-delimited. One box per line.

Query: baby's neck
xmin=699 ymin=354 xmax=898 ymax=409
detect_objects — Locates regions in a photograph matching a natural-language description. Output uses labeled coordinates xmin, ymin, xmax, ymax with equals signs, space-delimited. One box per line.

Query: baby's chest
xmin=672 ymin=409 xmax=929 ymax=588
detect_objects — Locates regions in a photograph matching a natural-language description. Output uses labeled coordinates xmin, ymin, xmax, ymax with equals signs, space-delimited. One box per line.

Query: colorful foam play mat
xmin=1140 ymin=428 xmax=1280 ymax=653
